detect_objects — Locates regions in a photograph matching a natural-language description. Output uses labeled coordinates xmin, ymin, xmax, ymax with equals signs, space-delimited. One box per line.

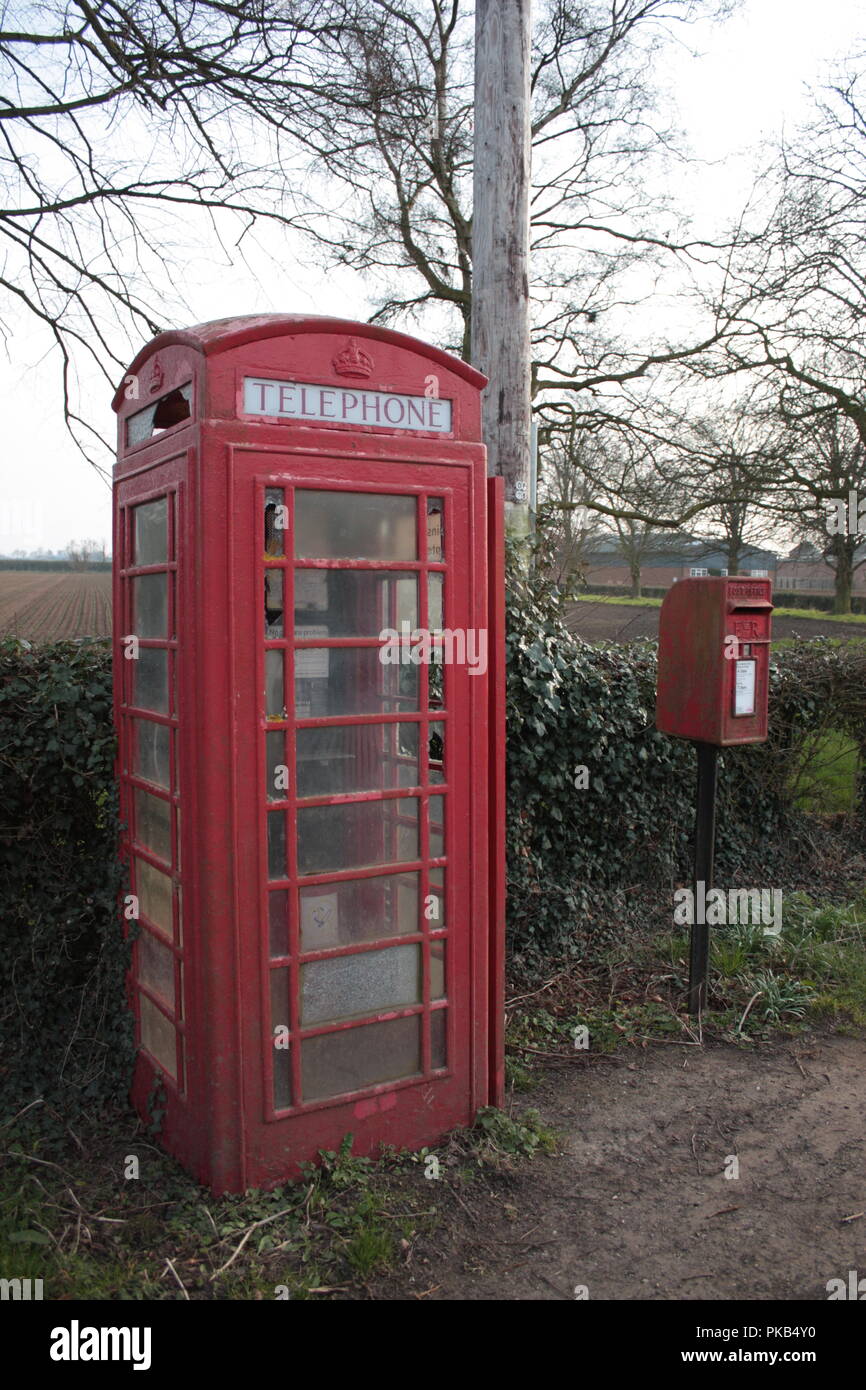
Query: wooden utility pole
xmin=472 ymin=0 xmax=533 ymax=541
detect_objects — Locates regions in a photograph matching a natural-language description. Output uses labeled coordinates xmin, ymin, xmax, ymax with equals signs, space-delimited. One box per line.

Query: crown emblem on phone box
xmin=332 ymin=337 xmax=374 ymax=378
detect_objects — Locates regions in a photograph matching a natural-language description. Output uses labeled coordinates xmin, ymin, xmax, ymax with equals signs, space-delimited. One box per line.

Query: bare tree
xmin=66 ymin=537 xmax=103 ymax=568
xmin=769 ymin=396 xmax=866 ymax=613
xmin=1 ymin=1 xmax=347 ymax=468
xmin=542 ymin=422 xmax=692 ymax=595
xmin=679 ymin=397 xmax=786 ymax=574
xmin=283 ymin=0 xmax=737 ymax=372
xmin=602 ymin=472 xmax=687 ymax=597
xmin=536 ymin=419 xmax=610 ymax=584
xmin=706 ymin=62 xmax=866 ymax=449
xmin=6 ymin=0 xmax=748 ymax=505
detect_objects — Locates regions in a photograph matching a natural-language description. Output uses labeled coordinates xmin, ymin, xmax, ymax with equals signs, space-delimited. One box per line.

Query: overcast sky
xmin=0 ymin=0 xmax=862 ymax=554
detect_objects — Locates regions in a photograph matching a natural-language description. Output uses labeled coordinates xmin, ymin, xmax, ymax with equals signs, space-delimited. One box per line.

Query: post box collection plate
xmin=733 ymin=658 xmax=757 ymax=718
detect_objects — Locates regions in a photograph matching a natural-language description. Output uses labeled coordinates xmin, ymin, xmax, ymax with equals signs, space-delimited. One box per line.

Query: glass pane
xmin=137 ymin=928 xmax=175 ymax=1009
xmin=295 ymin=491 xmax=417 ymax=560
xmin=389 ymin=721 xmax=420 ymax=787
xmin=264 ymin=489 xmax=285 ymax=558
xmin=271 ymin=966 xmax=292 ymax=1108
xmin=266 ymin=730 xmax=287 ymax=802
xmin=430 ymin=940 xmax=446 ymax=1000
xmin=297 ymin=798 xmax=418 ymax=875
xmin=428 ymin=573 xmax=443 ymax=631
xmin=127 ymin=387 xmax=191 ymax=447
xmin=397 ymin=809 xmax=418 ymax=860
xmin=427 ymin=499 xmax=444 ymax=561
xmin=429 ymin=722 xmax=445 ymax=784
xmin=302 ymin=1015 xmax=421 ymax=1101
xmin=300 ymin=872 xmax=418 ymax=951
xmin=273 ymin=1049 xmax=292 ymax=1111
xmin=431 ymin=1009 xmax=447 ymax=1069
xmin=297 ymin=724 xmax=419 ymax=798
xmin=426 ymin=868 xmax=446 ymax=928
xmin=139 ymin=994 xmax=176 ymax=1079
xmin=294 ymin=570 xmax=418 ymax=636
xmin=135 ymin=857 xmax=173 ymax=934
xmin=265 ymin=649 xmax=285 ymax=720
xmin=270 ymin=966 xmax=290 ymax=1036
xmin=430 ymin=795 xmax=444 ymax=858
xmin=265 ymin=569 xmax=284 ymax=637
xmin=133 ymin=648 xmax=168 ymax=713
xmin=132 ymin=720 xmax=170 ymax=789
xmin=133 ymin=498 xmax=168 ymax=566
xmin=132 ymin=574 xmax=168 ymax=639
xmin=268 ymin=812 xmax=287 ymax=880
xmin=134 ymin=787 xmax=171 ymax=863
xmin=295 ymin=648 xmax=418 ymax=718
xmin=428 ymin=651 xmax=444 ymax=710
xmin=127 ymin=404 xmax=158 ymax=448
xmin=269 ymin=890 xmax=289 ymax=958
xmin=301 ymin=944 xmax=421 ymax=1025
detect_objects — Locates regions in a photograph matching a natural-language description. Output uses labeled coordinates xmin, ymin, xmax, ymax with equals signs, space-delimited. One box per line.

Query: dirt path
xmin=566 ymin=600 xmax=866 ymax=645
xmin=384 ymin=1035 xmax=866 ymax=1301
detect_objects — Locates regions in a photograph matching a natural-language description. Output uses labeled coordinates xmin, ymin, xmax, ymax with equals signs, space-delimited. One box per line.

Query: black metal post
xmin=688 ymin=741 xmax=719 ymax=1015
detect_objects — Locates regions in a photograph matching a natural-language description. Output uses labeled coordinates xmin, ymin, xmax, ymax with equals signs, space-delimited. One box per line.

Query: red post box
xmin=112 ymin=315 xmax=504 ymax=1194
xmin=656 ymin=575 xmax=773 ymax=1014
xmin=656 ymin=576 xmax=773 ymax=746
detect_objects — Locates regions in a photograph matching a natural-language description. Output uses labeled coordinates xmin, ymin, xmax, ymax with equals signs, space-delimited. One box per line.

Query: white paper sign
xmin=295 ymin=625 xmax=329 ymax=678
xmin=734 ymin=659 xmax=757 ymax=717
xmin=295 ymin=570 xmax=328 ymax=611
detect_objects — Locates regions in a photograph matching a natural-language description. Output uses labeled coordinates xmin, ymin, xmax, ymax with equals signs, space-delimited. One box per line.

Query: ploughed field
xmin=566 ymin=598 xmax=866 ymax=644
xmin=0 ymin=571 xmax=112 ymax=640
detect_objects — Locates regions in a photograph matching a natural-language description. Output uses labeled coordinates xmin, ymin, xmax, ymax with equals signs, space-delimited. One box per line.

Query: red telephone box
xmin=112 ymin=315 xmax=505 ymax=1194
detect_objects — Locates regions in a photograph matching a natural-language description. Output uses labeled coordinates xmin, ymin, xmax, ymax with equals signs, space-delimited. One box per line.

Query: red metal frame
xmin=113 ymin=316 xmax=503 ymax=1193
xmin=486 ymin=476 xmax=506 ymax=1107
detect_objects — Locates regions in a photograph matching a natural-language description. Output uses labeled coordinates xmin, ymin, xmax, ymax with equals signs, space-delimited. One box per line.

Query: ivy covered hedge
xmin=2 ymin=576 xmax=865 ymax=1110
xmin=0 ymin=638 xmax=132 ymax=1116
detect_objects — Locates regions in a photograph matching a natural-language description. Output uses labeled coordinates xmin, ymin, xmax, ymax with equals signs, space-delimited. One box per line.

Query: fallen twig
xmin=736 ymin=991 xmax=763 ymax=1035
xmin=210 ymin=1207 xmax=296 ymax=1281
xmin=165 ymin=1256 xmax=190 ymax=1300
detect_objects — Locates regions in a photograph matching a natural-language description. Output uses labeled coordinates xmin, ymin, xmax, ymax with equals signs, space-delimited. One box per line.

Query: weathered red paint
xmin=656 ymin=576 xmax=773 ymax=746
xmin=486 ymin=476 xmax=506 ymax=1107
xmin=112 ymin=314 xmax=503 ymax=1194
